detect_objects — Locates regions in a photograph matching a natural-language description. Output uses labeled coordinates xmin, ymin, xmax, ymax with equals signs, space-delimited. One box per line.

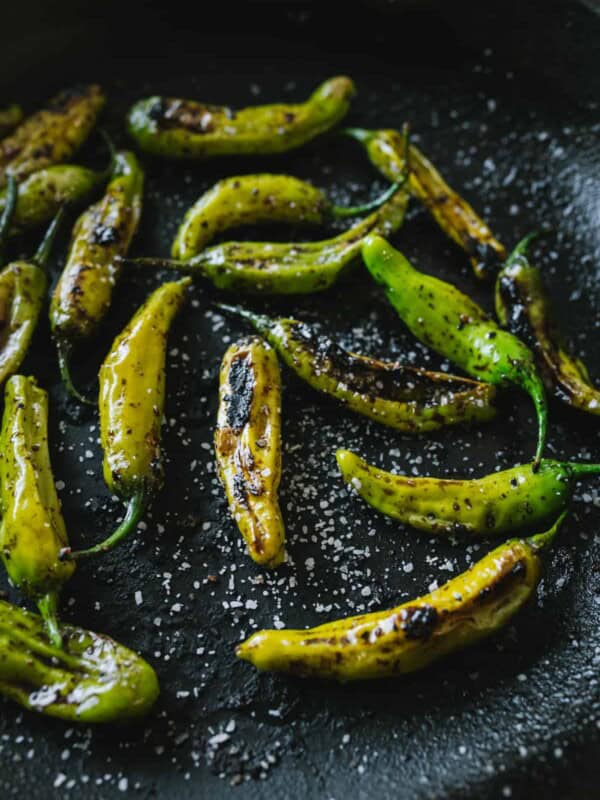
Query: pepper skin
xmin=0 ymin=598 xmax=159 ymax=722
xmin=128 ymin=76 xmax=354 ymax=159
xmin=336 ymin=449 xmax=600 ymax=536
xmin=345 ymin=127 xmax=506 ymax=279
xmin=0 ymin=84 xmax=105 ymax=188
xmin=215 ymin=336 xmax=285 ymax=567
xmin=217 ymin=304 xmax=497 ymax=432
xmin=131 ymin=186 xmax=409 ymax=295
xmin=0 ymin=376 xmax=74 ymax=647
xmin=50 ymin=151 xmax=144 ymax=402
xmin=0 ymin=105 xmax=23 ymax=137
xmin=362 ymin=235 xmax=547 ymax=464
xmin=237 ymin=514 xmax=565 ymax=680
xmin=61 ymin=278 xmax=190 ymax=560
xmin=496 ymin=233 xmax=600 ymax=415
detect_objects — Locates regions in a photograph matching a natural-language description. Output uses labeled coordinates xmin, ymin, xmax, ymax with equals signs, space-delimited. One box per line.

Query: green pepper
xmin=217 ymin=304 xmax=497 ymax=432
xmin=0 ymin=376 xmax=75 ymax=647
xmin=0 ymin=105 xmax=23 ymax=137
xmin=0 ymin=598 xmax=159 ymax=722
xmin=345 ymin=127 xmax=506 ymax=279
xmin=362 ymin=234 xmax=548 ymax=464
xmin=61 ymin=278 xmax=191 ymax=561
xmin=0 ymin=84 xmax=105 ymax=188
xmin=238 ymin=513 xmax=566 ymax=680
xmin=128 ymin=76 xmax=355 ymax=158
xmin=496 ymin=233 xmax=600 ymax=416
xmin=50 ymin=151 xmax=144 ymax=403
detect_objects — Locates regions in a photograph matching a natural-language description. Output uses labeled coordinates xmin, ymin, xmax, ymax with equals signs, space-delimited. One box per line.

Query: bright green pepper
xmin=238 ymin=513 xmax=566 ymax=681
xmin=217 ymin=304 xmax=497 ymax=432
xmin=0 ymin=84 xmax=105 ymax=188
xmin=362 ymin=235 xmax=548 ymax=464
xmin=0 ymin=598 xmax=159 ymax=722
xmin=0 ymin=105 xmax=23 ymax=137
xmin=50 ymin=151 xmax=144 ymax=403
xmin=61 ymin=278 xmax=191 ymax=561
xmin=496 ymin=233 xmax=600 ymax=416
xmin=128 ymin=76 xmax=355 ymax=158
xmin=0 ymin=376 xmax=75 ymax=647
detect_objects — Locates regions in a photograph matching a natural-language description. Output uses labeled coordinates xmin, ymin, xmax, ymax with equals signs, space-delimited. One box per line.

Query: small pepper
xmin=336 ymin=449 xmax=600 ymax=537
xmin=215 ymin=336 xmax=285 ymax=567
xmin=50 ymin=150 xmax=144 ymax=402
xmin=362 ymin=234 xmax=548 ymax=464
xmin=217 ymin=304 xmax=497 ymax=432
xmin=345 ymin=127 xmax=506 ymax=279
xmin=128 ymin=76 xmax=355 ymax=158
xmin=61 ymin=278 xmax=190 ymax=560
xmin=237 ymin=513 xmax=566 ymax=680
xmin=0 ymin=376 xmax=75 ymax=648
xmin=0 ymin=598 xmax=159 ymax=722
xmin=0 ymin=84 xmax=105 ymax=188
xmin=496 ymin=233 xmax=600 ymax=416
xmin=0 ymin=105 xmax=23 ymax=137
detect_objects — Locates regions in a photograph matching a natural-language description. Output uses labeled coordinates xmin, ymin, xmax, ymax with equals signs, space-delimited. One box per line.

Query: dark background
xmin=0 ymin=1 xmax=599 ymax=798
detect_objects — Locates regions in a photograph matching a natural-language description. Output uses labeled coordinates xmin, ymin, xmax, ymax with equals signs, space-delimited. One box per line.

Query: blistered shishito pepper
xmin=61 ymin=278 xmax=190 ymax=561
xmin=0 ymin=376 xmax=74 ymax=647
xmin=496 ymin=233 xmax=600 ymax=416
xmin=217 ymin=304 xmax=497 ymax=432
xmin=0 ymin=105 xmax=23 ymax=137
xmin=0 ymin=84 xmax=105 ymax=188
xmin=238 ymin=513 xmax=566 ymax=680
xmin=172 ymin=173 xmax=401 ymax=260
xmin=362 ymin=235 xmax=548 ymax=465
xmin=0 ymin=598 xmax=159 ymax=722
xmin=345 ymin=127 xmax=506 ymax=279
xmin=50 ymin=151 xmax=144 ymax=402
xmin=215 ymin=336 xmax=285 ymax=567
xmin=336 ymin=449 xmax=600 ymax=536
xmin=128 ymin=77 xmax=354 ymax=158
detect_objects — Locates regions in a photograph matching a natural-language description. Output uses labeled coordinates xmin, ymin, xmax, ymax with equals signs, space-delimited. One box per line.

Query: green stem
xmin=0 ymin=175 xmax=17 ymax=260
xmin=331 ymin=180 xmax=404 ymax=219
xmin=33 ymin=206 xmax=65 ymax=270
xmin=520 ymin=368 xmax=547 ymax=467
xmin=341 ymin=127 xmax=372 ymax=144
xmin=566 ymin=461 xmax=600 ymax=477
xmin=57 ymin=342 xmax=97 ymax=406
xmin=527 ymin=510 xmax=567 ymax=552
xmin=214 ymin=302 xmax=270 ymax=333
xmin=37 ymin=592 xmax=62 ymax=649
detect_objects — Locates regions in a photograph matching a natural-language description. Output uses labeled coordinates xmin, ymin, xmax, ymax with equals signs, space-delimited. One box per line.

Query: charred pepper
xmin=0 ymin=105 xmax=23 ymax=137
xmin=496 ymin=233 xmax=600 ymax=415
xmin=238 ymin=513 xmax=566 ymax=680
xmin=0 ymin=376 xmax=74 ymax=647
xmin=217 ymin=304 xmax=497 ymax=432
xmin=362 ymin=234 xmax=548 ymax=464
xmin=215 ymin=336 xmax=285 ymax=567
xmin=0 ymin=598 xmax=159 ymax=722
xmin=128 ymin=76 xmax=354 ymax=158
xmin=61 ymin=278 xmax=190 ymax=560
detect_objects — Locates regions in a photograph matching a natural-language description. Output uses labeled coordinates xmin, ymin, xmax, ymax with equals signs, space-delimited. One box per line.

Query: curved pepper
xmin=217 ymin=304 xmax=497 ymax=432
xmin=0 ymin=376 xmax=75 ymax=647
xmin=238 ymin=513 xmax=565 ymax=680
xmin=61 ymin=278 xmax=190 ymax=561
xmin=345 ymin=127 xmax=506 ymax=279
xmin=0 ymin=84 xmax=105 ymax=188
xmin=0 ymin=105 xmax=23 ymax=137
xmin=0 ymin=598 xmax=159 ymax=722
xmin=50 ymin=151 xmax=144 ymax=402
xmin=336 ymin=449 xmax=600 ymax=536
xmin=496 ymin=233 xmax=600 ymax=416
xmin=215 ymin=336 xmax=285 ymax=567
xmin=128 ymin=76 xmax=354 ymax=158
xmin=362 ymin=235 xmax=548 ymax=464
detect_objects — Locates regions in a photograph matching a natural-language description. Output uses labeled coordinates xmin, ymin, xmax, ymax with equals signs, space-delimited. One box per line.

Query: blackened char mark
xmin=155 ymin=100 xmax=234 ymax=133
xmin=226 ymin=355 xmax=255 ymax=431
xmin=465 ymin=238 xmax=502 ymax=277
xmin=398 ymin=604 xmax=438 ymax=640
xmin=497 ymin=274 xmax=537 ymax=347
xmin=92 ymin=225 xmax=121 ymax=246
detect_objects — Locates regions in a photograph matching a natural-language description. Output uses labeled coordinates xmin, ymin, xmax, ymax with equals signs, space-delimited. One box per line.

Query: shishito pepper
xmin=217 ymin=304 xmax=497 ymax=432
xmin=0 ymin=84 xmax=105 ymax=188
xmin=0 ymin=376 xmax=74 ymax=648
xmin=0 ymin=598 xmax=159 ymax=722
xmin=128 ymin=76 xmax=355 ymax=158
xmin=50 ymin=150 xmax=144 ymax=402
xmin=345 ymin=127 xmax=506 ymax=279
xmin=0 ymin=105 xmax=23 ymax=137
xmin=215 ymin=336 xmax=285 ymax=567
xmin=61 ymin=278 xmax=190 ymax=560
xmin=238 ymin=513 xmax=566 ymax=681
xmin=496 ymin=233 xmax=600 ymax=416
xmin=362 ymin=235 xmax=548 ymax=464
xmin=336 ymin=449 xmax=600 ymax=537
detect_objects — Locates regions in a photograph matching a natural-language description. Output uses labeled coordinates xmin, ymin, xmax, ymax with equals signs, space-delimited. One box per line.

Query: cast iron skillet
xmin=0 ymin=1 xmax=599 ymax=797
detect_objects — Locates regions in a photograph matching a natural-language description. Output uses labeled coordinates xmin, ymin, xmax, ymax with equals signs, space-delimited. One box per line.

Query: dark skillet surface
xmin=0 ymin=1 xmax=599 ymax=798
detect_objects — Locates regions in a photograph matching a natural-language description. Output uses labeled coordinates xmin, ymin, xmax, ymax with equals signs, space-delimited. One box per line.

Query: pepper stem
xmin=331 ymin=179 xmax=405 ymax=219
xmin=527 ymin=510 xmax=567 ymax=552
xmin=519 ymin=367 xmax=548 ymax=467
xmin=214 ymin=302 xmax=271 ymax=334
xmin=57 ymin=342 xmax=97 ymax=406
xmin=37 ymin=592 xmax=62 ymax=648
xmin=341 ymin=127 xmax=372 ymax=144
xmin=565 ymin=461 xmax=600 ymax=477
xmin=32 ymin=206 xmax=65 ymax=270
xmin=0 ymin=175 xmax=17 ymax=261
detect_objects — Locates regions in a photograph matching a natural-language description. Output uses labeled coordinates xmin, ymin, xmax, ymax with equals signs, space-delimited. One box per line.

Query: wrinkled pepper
xmin=0 ymin=105 xmax=23 ymax=137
